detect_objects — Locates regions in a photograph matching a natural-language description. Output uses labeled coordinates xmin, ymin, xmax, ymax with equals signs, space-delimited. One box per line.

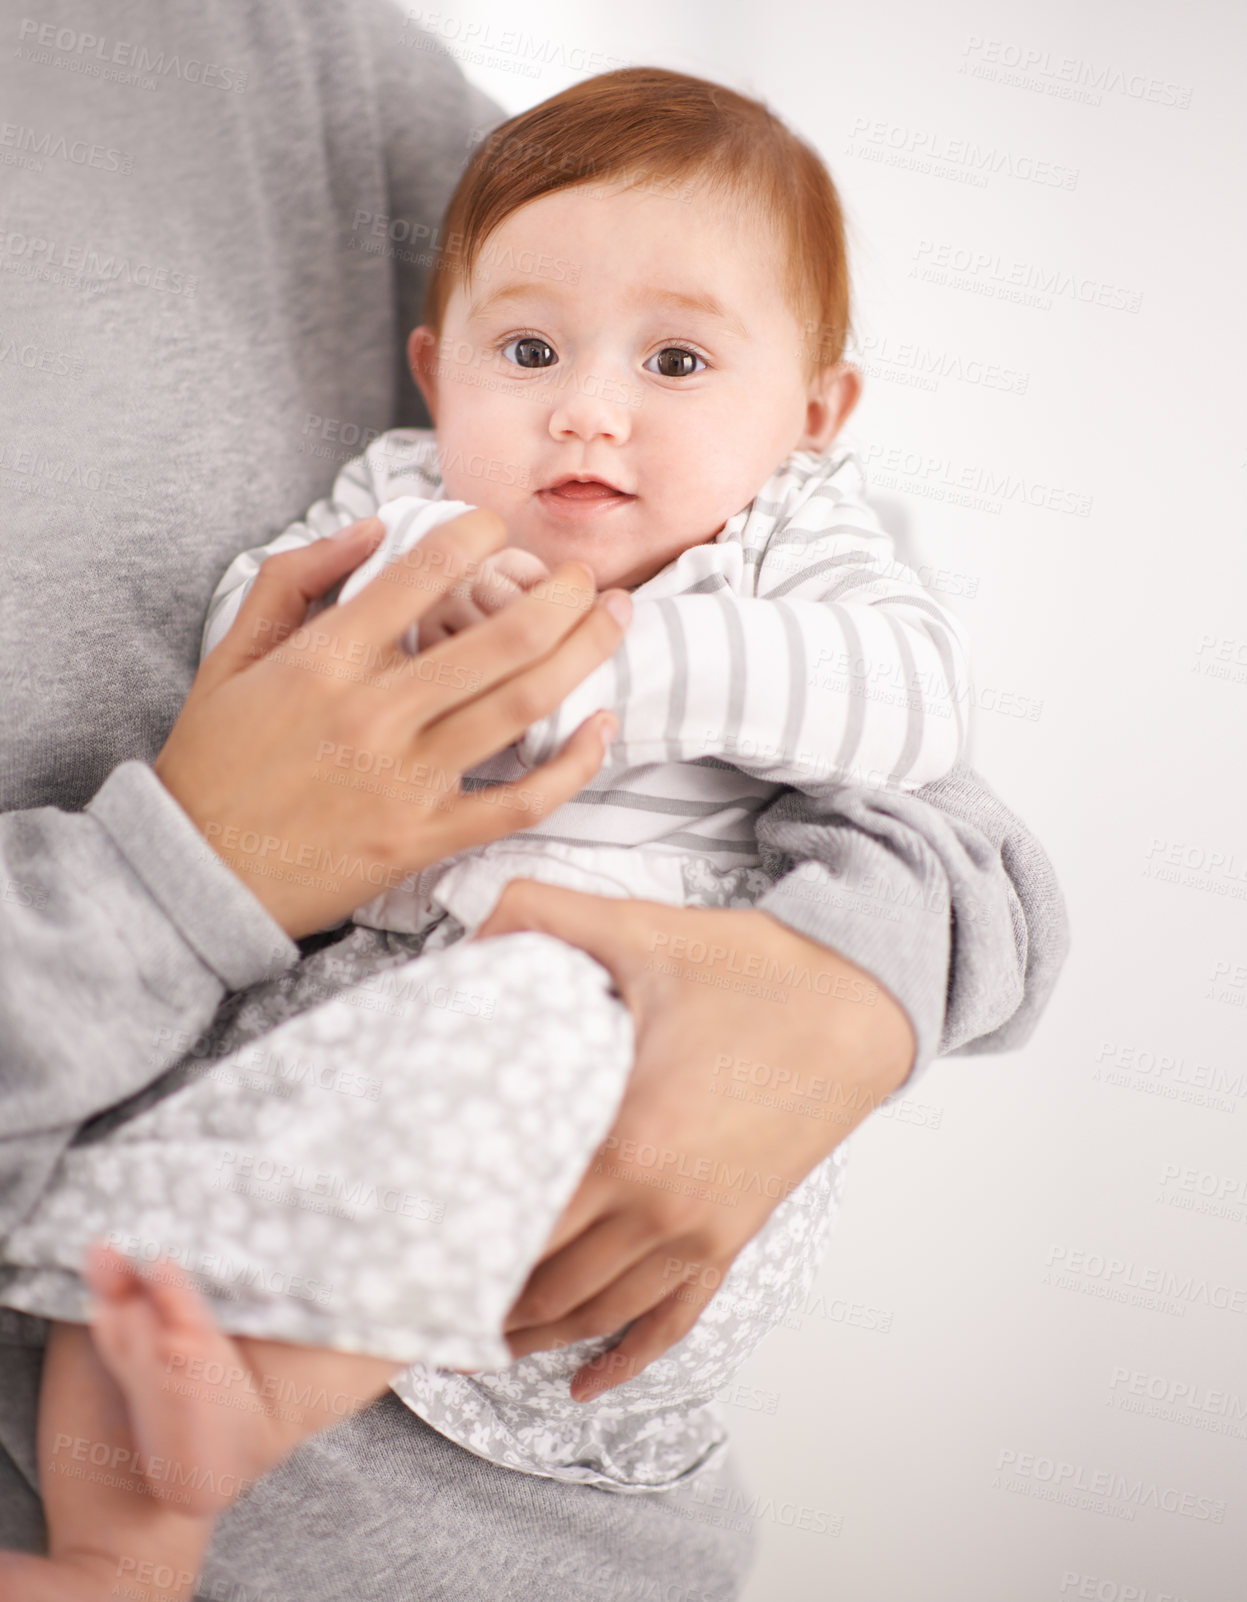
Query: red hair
xmin=424 ymin=67 xmax=852 ymax=379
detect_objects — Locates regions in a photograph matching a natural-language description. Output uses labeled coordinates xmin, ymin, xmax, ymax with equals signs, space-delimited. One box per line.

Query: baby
xmin=0 ymin=66 xmax=971 ymax=1600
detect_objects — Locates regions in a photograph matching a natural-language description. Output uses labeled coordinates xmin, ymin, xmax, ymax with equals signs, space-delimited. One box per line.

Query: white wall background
xmin=401 ymin=1 xmax=1247 ymax=1595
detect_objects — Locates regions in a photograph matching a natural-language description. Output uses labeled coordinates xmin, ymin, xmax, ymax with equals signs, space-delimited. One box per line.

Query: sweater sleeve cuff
xmin=756 ymin=860 xmax=950 ymax=1087
xmin=87 ymin=763 xmax=298 ymax=991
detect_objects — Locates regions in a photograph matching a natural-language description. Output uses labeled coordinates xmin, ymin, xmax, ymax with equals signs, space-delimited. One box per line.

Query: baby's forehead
xmin=639 ymin=171 xmax=789 ymax=268
xmin=596 ymin=165 xmax=771 ymax=230
xmin=453 ymin=173 xmax=805 ymax=334
xmin=541 ymin=172 xmax=789 ymax=277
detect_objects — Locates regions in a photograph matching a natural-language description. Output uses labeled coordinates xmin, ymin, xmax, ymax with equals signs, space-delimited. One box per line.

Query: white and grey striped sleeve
xmin=518 ymin=591 xmax=967 ymax=792
xmin=741 ymin=492 xmax=974 ymax=789
xmin=517 ymin=453 xmax=973 ymax=794
xmin=199 ymin=432 xmax=430 ymax=659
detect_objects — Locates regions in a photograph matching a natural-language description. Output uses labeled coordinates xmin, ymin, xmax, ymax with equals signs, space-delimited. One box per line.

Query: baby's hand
xmin=417 ymin=546 xmax=552 ymax=647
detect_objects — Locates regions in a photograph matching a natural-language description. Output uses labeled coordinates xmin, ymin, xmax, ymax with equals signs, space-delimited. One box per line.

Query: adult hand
xmin=155 ymin=513 xmax=630 ymax=938
xmin=417 ymin=546 xmax=552 ymax=647
xmin=476 ymin=884 xmax=916 ymax=1399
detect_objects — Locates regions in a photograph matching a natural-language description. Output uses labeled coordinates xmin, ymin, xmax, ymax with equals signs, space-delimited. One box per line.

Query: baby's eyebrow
xmin=643 ymin=287 xmax=748 ymax=340
xmin=466 ymin=280 xmax=748 ymax=339
xmin=467 ymin=281 xmax=542 ymax=321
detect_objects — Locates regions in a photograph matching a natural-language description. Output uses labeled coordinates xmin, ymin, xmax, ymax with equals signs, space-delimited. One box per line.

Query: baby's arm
xmin=202 ymin=438 xmax=532 ymax=668
xmin=519 ymin=511 xmax=971 ymax=794
xmin=200 ymin=432 xmax=448 ymax=658
xmin=202 ymin=456 xmax=385 ymax=658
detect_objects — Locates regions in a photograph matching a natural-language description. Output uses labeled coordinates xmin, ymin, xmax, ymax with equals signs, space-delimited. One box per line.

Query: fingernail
xmin=331 ymin=517 xmax=380 ymax=540
xmin=602 ymin=590 xmax=632 ymax=626
xmin=599 ymin=714 xmax=619 ymax=750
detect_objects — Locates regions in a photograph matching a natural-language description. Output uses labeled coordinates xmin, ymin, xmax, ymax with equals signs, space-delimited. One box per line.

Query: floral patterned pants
xmin=0 ymin=927 xmax=844 ymax=1492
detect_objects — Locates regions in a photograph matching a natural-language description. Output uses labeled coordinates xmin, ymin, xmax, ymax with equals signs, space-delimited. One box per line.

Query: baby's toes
xmin=0 ymin=1549 xmax=117 ymax=1602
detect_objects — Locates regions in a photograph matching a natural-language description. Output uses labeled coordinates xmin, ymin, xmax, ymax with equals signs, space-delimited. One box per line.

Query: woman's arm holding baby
xmin=0 ymin=516 xmax=628 ymax=1193
xmin=483 ymin=764 xmax=1068 ymax=1395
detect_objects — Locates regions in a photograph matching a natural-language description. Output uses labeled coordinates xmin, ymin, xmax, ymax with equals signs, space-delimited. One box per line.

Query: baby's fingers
xmin=420 ymin=592 xmax=488 ymax=646
xmin=431 ymin=713 xmax=618 ymax=856
xmin=473 ymin=572 xmax=525 ymax=616
xmin=475 ymin=548 xmax=552 ymax=614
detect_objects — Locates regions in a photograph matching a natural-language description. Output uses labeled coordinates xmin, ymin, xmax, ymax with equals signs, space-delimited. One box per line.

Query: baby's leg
xmin=0 ymin=1248 xmax=397 ymax=1602
xmin=0 ymin=933 xmax=636 ymax=1494
xmin=0 ymin=933 xmax=634 ymax=1374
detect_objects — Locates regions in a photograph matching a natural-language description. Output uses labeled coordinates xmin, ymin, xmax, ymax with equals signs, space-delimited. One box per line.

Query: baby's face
xmin=414 ymin=178 xmax=847 ymax=590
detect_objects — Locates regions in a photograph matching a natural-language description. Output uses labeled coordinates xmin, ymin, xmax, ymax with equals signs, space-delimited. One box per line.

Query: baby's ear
xmin=798 ymin=362 xmax=863 ymax=452
xmin=408 ymin=326 xmax=440 ymax=422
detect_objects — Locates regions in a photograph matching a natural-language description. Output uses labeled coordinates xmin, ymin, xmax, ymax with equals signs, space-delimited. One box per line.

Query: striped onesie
xmin=204 ymin=427 xmax=972 ymax=943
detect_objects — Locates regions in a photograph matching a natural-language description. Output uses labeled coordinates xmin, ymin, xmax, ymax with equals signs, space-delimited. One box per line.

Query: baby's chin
xmin=500 ymin=504 xmax=728 ymax=592
xmin=500 ymin=527 xmax=655 ymax=593
xmin=551 ymin=550 xmax=666 ymax=594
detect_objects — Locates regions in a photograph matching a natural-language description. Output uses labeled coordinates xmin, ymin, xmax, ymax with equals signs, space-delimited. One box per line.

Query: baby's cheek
xmin=438 ymin=455 xmax=528 ymax=522
xmin=444 ymin=481 xmax=504 ymax=522
xmin=703 ymin=477 xmax=757 ymax=532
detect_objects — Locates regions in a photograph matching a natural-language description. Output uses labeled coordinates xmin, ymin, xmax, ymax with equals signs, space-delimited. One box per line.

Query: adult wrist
xmin=752 ymin=906 xmax=917 ymax=1094
xmin=88 ymin=762 xmax=298 ymax=990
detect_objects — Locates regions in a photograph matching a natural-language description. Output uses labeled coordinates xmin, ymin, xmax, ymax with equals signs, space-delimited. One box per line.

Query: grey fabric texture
xmin=0 ymin=0 xmax=1068 ymax=1591
xmin=755 ymin=764 xmax=1069 ymax=1081
xmin=0 ymin=1351 xmax=757 ymax=1602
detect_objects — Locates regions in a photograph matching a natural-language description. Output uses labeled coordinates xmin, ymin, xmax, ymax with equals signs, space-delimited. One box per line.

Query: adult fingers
xmin=419 ymin=713 xmax=618 ymax=860
xmin=329 ymin=506 xmax=508 ymax=659
xmin=476 ymin=877 xmax=654 ymax=1008
xmin=503 ymin=1211 xmax=654 ymax=1335
xmin=372 ymin=560 xmax=603 ymax=716
xmin=419 ymin=592 xmax=486 ymax=645
xmin=570 ymin=1285 xmax=711 ymax=1400
xmin=414 ymin=590 xmax=629 ymax=770
xmin=507 ymin=1244 xmax=729 ymax=1393
xmin=205 ymin=519 xmax=385 ymax=679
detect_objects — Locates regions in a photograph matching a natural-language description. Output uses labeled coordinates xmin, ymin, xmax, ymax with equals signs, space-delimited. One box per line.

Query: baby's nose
xmin=546 ymin=367 xmax=637 ymax=443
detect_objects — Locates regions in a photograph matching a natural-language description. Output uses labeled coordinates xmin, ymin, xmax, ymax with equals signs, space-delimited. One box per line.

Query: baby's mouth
xmin=545 ymin=480 xmax=621 ymax=501
xmin=537 ymin=475 xmax=636 ymax=514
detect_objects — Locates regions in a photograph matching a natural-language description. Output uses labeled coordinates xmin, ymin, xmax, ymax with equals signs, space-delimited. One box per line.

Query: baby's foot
xmin=82 ymin=1244 xmax=281 ymax=1518
xmin=0 ymin=1550 xmax=109 ymax=1602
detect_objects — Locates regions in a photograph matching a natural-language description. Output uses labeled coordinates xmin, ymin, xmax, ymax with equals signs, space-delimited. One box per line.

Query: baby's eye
xmin=644 ymin=346 xmax=706 ymax=378
xmin=501 ymin=335 xmax=557 ymax=369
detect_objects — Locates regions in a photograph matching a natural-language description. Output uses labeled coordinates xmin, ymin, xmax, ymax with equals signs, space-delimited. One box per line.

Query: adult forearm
xmin=0 ymin=764 xmax=297 ymax=1229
